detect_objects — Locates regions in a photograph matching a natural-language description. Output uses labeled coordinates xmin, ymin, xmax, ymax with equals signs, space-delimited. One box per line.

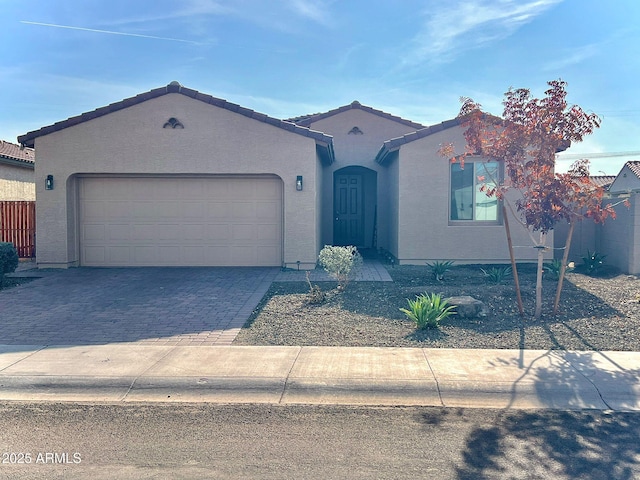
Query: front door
xmin=334 ymin=174 xmax=364 ymax=246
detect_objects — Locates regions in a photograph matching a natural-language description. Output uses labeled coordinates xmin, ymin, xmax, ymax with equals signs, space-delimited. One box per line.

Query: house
xmin=0 ymin=140 xmax=35 ymax=201
xmin=18 ymin=81 xmax=542 ymax=269
xmin=554 ymin=163 xmax=640 ymax=275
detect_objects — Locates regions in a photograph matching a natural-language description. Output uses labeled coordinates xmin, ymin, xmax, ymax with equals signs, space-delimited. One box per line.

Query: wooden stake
xmin=553 ymin=221 xmax=575 ymax=315
xmin=503 ymin=205 xmax=524 ymax=316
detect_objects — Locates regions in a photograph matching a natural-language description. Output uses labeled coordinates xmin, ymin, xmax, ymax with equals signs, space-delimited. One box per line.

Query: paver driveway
xmin=0 ymin=268 xmax=279 ymax=346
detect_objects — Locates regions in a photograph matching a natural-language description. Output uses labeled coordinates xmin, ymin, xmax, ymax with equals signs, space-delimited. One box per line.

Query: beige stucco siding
xmin=609 ymin=165 xmax=640 ymax=194
xmin=600 ymin=193 xmax=639 ymax=274
xmin=0 ymin=164 xmax=35 ymax=200
xmin=310 ymin=109 xmax=419 ymax=249
xmin=34 ymin=93 xmax=320 ymax=267
xmin=395 ymin=127 xmax=546 ymax=264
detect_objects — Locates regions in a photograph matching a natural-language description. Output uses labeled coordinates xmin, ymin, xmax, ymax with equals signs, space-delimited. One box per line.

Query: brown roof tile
xmin=0 ymin=140 xmax=35 ymax=167
xmin=288 ymin=101 xmax=427 ymax=130
xmin=375 ymin=118 xmax=461 ymax=164
xmin=589 ymin=175 xmax=616 ymax=189
xmin=626 ymin=161 xmax=640 ymax=179
xmin=17 ymin=82 xmax=334 ymax=164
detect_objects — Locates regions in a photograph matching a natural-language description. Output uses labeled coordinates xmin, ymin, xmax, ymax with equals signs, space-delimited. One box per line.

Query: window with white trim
xmin=450 ymin=160 xmax=500 ymax=222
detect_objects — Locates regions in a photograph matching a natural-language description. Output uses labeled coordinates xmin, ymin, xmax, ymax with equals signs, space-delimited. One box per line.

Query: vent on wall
xmin=348 ymin=126 xmax=363 ymax=135
xmin=163 ymin=117 xmax=184 ymax=129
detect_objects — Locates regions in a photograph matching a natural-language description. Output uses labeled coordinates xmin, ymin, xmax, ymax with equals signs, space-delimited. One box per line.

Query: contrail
xmin=21 ymin=21 xmax=199 ymax=44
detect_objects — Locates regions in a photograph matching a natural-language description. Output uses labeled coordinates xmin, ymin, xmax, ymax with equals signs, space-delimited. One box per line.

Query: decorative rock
xmin=447 ymin=296 xmax=488 ymax=318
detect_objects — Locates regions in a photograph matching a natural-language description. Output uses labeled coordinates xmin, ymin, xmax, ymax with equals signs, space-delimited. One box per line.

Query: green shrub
xmin=543 ymin=259 xmax=571 ymax=280
xmin=318 ymin=245 xmax=363 ymax=291
xmin=399 ymin=293 xmax=456 ymax=329
xmin=481 ymin=266 xmax=512 ymax=284
xmin=0 ymin=242 xmax=19 ymax=287
xmin=581 ymin=250 xmax=606 ymax=276
xmin=427 ymin=260 xmax=454 ymax=282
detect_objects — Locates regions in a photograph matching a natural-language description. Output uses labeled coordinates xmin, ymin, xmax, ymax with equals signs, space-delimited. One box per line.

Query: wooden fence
xmin=0 ymin=201 xmax=36 ymax=258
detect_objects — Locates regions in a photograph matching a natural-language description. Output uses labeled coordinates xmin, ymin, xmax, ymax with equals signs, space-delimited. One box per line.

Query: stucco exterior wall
xmin=600 ymin=193 xmax=639 ymax=274
xmin=34 ymin=93 xmax=321 ymax=268
xmin=386 ymin=153 xmax=400 ymax=258
xmin=609 ymin=165 xmax=640 ymax=194
xmin=553 ymin=217 xmax=599 ymax=264
xmin=309 ymin=108 xmax=419 ymax=249
xmin=0 ymin=163 xmax=35 ymax=200
xmin=395 ymin=127 xmax=547 ymax=264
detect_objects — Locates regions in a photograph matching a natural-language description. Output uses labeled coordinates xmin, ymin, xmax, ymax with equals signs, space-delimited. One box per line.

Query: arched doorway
xmin=333 ymin=166 xmax=377 ymax=247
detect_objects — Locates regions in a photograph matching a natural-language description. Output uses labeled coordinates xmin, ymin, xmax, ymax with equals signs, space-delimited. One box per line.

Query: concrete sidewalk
xmin=0 ymin=345 xmax=638 ymax=411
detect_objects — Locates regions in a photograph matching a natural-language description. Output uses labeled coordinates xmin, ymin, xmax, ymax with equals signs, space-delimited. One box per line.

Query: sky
xmin=2 ymin=0 xmax=639 ymax=175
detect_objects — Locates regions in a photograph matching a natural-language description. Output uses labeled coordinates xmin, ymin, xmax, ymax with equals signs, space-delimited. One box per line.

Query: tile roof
xmin=589 ymin=175 xmax=616 ymax=189
xmin=375 ymin=118 xmax=461 ymax=164
xmin=0 ymin=140 xmax=35 ymax=167
xmin=17 ymin=82 xmax=334 ymax=163
xmin=626 ymin=161 xmax=640 ymax=179
xmin=287 ymin=101 xmax=427 ymax=130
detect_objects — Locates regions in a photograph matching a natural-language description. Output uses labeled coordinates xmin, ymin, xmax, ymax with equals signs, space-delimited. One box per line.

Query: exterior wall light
xmin=45 ymin=175 xmax=54 ymax=190
xmin=296 ymin=175 xmax=303 ymax=191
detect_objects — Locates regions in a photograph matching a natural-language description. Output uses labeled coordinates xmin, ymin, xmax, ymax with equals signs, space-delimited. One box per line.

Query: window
xmin=450 ymin=160 xmax=499 ymax=222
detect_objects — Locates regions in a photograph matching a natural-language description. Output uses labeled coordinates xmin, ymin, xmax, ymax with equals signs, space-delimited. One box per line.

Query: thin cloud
xmin=21 ymin=21 xmax=199 ymax=44
xmin=287 ymin=0 xmax=332 ymax=26
xmin=405 ymin=0 xmax=563 ymax=65
xmin=543 ymin=43 xmax=600 ymax=71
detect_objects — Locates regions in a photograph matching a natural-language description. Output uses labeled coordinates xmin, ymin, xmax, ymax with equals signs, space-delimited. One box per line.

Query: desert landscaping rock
xmin=234 ymin=264 xmax=640 ymax=351
xmin=446 ymin=296 xmax=488 ymax=318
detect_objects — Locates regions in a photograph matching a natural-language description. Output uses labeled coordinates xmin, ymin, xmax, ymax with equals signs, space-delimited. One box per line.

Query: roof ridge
xmin=626 ymin=160 xmax=640 ymax=179
xmin=18 ymin=83 xmax=334 ymax=157
xmin=375 ymin=117 xmax=462 ymax=164
xmin=287 ymin=101 xmax=427 ymax=130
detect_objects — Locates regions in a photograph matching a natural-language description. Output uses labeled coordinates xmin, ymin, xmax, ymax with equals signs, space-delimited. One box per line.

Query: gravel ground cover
xmin=234 ymin=264 xmax=640 ymax=351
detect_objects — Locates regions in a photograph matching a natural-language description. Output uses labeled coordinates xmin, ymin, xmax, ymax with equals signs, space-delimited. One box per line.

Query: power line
xmin=556 ymin=151 xmax=640 ymax=160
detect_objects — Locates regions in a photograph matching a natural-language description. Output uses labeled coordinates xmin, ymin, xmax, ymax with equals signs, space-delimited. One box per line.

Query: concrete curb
xmin=0 ymin=345 xmax=638 ymax=410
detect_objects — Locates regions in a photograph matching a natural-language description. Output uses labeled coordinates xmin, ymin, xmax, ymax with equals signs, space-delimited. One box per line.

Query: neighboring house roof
xmin=0 ymin=140 xmax=35 ymax=169
xmin=626 ymin=161 xmax=640 ymax=179
xmin=18 ymin=81 xmax=335 ymax=164
xmin=288 ymin=101 xmax=427 ymax=130
xmin=375 ymin=118 xmax=461 ymax=164
xmin=589 ymin=175 xmax=616 ymax=189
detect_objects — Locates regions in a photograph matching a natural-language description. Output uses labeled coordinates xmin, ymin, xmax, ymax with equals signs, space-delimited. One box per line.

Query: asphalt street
xmin=1 ymin=402 xmax=639 ymax=479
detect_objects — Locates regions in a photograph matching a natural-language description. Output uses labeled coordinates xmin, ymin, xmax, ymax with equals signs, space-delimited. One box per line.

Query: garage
xmin=79 ymin=175 xmax=283 ymax=267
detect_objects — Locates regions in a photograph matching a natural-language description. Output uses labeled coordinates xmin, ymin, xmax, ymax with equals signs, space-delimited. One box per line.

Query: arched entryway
xmin=333 ymin=166 xmax=377 ymax=248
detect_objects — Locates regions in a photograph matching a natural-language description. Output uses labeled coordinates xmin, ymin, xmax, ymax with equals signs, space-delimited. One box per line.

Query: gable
xmin=375 ymin=118 xmax=461 ymax=165
xmin=18 ymin=82 xmax=334 ymax=164
xmin=289 ymin=100 xmax=426 ymax=130
xmin=609 ymin=161 xmax=640 ymax=193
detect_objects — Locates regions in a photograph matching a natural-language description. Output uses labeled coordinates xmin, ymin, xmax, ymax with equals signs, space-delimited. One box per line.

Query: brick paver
xmin=0 ymin=267 xmax=278 ymax=346
xmin=1 ymin=260 xmax=390 ymax=346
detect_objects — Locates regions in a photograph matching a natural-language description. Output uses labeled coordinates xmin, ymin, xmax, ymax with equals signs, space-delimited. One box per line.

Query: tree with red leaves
xmin=441 ymin=79 xmax=621 ymax=318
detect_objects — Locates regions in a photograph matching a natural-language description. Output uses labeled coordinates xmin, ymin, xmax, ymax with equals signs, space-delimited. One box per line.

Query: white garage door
xmin=79 ymin=176 xmax=283 ymax=267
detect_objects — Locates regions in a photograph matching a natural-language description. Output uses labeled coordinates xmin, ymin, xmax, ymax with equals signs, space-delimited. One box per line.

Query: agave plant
xmin=581 ymin=250 xmax=606 ymax=276
xmin=481 ymin=266 xmax=512 ymax=284
xmin=427 ymin=260 xmax=455 ymax=282
xmin=400 ymin=293 xmax=456 ymax=329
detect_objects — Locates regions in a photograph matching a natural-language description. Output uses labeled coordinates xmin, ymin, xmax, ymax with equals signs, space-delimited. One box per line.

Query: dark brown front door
xmin=334 ymin=174 xmax=364 ymax=246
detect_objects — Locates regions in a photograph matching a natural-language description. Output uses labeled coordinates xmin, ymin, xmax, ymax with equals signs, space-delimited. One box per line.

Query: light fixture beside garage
xmin=296 ymin=175 xmax=303 ymax=191
xmin=45 ymin=174 xmax=54 ymax=190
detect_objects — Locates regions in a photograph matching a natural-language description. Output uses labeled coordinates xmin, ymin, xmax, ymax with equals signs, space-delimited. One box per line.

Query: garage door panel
xmin=83 ymin=224 xmax=105 ymax=241
xmin=108 ymin=246 xmax=131 ymax=264
xmin=108 ymin=224 xmax=130 ymax=241
xmin=80 ymin=176 xmax=282 ymax=266
xmin=207 ymin=224 xmax=231 ymax=241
